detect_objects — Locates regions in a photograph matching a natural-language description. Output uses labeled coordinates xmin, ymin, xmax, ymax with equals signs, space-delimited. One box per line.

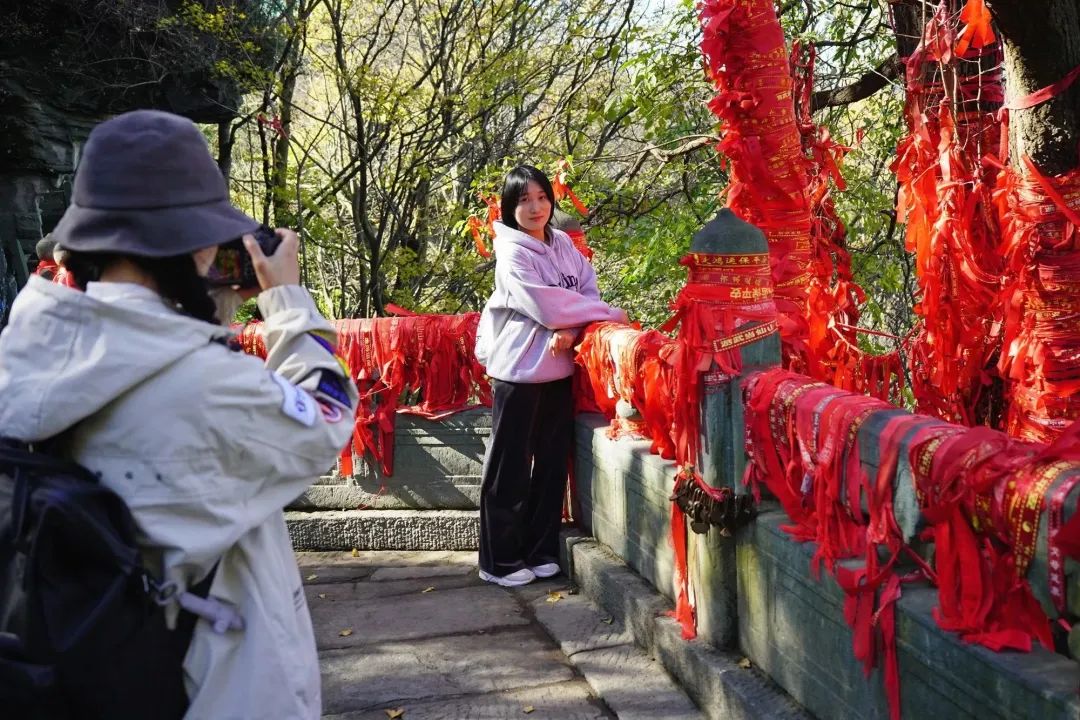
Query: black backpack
xmin=0 ymin=438 xmax=210 ymax=719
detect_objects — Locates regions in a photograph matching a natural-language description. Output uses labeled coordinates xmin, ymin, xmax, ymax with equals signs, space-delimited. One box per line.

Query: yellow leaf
xmin=351 ymin=548 xmax=360 ymax=557
xmin=385 ymin=708 xmax=405 ymax=719
xmin=601 ymin=617 xmax=613 ymax=625
xmin=339 ymin=628 xmax=354 ymax=637
xmin=523 ymin=706 xmax=535 ymax=714
xmin=546 ymin=591 xmax=563 ymax=604
xmin=318 ymin=593 xmax=327 ymax=600
xmin=306 ymin=574 xmax=318 ymax=581
xmin=422 ymin=586 xmax=435 ymax=593
xmin=738 ymin=657 xmax=752 ymax=669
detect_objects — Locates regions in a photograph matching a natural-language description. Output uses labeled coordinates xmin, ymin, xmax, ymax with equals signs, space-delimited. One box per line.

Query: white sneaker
xmin=529 ymin=563 xmax=561 ymax=579
xmin=479 ymin=568 xmax=536 ymax=587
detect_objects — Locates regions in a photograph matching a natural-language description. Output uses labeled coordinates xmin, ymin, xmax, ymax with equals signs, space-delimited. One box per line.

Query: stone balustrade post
xmin=683 ymin=208 xmax=781 ymax=648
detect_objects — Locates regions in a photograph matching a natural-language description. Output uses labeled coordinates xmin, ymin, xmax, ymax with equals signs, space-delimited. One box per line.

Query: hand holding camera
xmin=243 ymin=228 xmax=300 ymax=290
xmin=206 ymin=226 xmax=300 ymax=291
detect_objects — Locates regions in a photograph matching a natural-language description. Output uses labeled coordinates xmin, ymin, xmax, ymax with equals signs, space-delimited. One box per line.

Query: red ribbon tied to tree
xmin=954 ymin=0 xmax=996 ymax=57
xmin=467 ymin=193 xmax=500 ymax=258
xmin=552 ymin=159 xmax=590 ymax=217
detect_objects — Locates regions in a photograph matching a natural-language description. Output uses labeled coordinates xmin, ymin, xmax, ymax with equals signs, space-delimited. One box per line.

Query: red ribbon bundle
xmin=662 ymin=251 xmax=777 ymax=466
xmin=232 ymin=313 xmax=491 ymax=477
xmin=467 ymin=194 xmax=501 ymax=258
xmin=908 ymin=426 xmax=1053 ymax=652
xmin=744 ymin=367 xmax=1077 ymax=720
xmin=577 ymin=248 xmax=781 ymax=637
xmin=995 ymin=162 xmax=1080 ymax=442
xmin=552 ymin=159 xmax=591 ymax=219
xmin=892 ymin=2 xmax=1007 ymax=427
xmin=698 ymin=0 xmax=812 ymax=362
xmin=699 ymin=4 xmax=902 ymax=403
xmin=575 ymin=322 xmax=678 ymax=459
xmin=564 ymin=229 xmax=594 ymax=262
xmin=233 ymin=321 xmax=267 ymax=358
xmin=790 ymin=42 xmax=906 ymax=403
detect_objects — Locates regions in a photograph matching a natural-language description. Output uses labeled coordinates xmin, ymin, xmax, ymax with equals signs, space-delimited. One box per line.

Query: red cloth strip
xmin=1005 ymin=64 xmax=1080 ymax=110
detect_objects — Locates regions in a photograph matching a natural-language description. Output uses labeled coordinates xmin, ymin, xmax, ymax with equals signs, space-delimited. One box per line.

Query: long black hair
xmin=63 ymin=250 xmax=219 ymax=324
xmin=500 ymin=165 xmax=556 ymax=233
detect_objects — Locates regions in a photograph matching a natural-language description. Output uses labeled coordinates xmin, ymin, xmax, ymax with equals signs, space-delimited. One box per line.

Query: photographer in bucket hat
xmin=0 ymin=110 xmax=358 ymax=719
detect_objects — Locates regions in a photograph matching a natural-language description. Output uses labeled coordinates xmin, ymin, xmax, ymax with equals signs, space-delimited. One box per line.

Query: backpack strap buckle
xmin=139 ymin=569 xmax=244 ymax=635
xmin=140 ymin=572 xmax=178 ymax=605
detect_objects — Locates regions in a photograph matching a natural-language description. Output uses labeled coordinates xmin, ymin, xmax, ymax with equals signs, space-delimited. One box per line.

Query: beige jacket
xmin=0 ymin=277 xmax=358 ymax=719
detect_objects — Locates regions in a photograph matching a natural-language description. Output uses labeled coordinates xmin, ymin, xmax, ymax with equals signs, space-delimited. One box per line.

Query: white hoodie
xmin=475 ymin=222 xmax=623 ymax=383
xmin=0 ymin=277 xmax=358 ymax=719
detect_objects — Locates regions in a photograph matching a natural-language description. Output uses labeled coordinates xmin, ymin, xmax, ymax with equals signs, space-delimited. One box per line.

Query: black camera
xmin=206 ymin=225 xmax=281 ymax=289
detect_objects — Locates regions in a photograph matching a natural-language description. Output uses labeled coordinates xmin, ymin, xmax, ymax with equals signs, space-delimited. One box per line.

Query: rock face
xmin=0 ymin=1 xmax=275 ymax=320
xmin=0 ymin=64 xmax=97 ymax=304
xmin=0 ymin=65 xmax=240 ymax=319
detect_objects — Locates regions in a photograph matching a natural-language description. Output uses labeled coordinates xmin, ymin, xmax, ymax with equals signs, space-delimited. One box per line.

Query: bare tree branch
xmin=811 ymin=53 xmax=900 ymax=112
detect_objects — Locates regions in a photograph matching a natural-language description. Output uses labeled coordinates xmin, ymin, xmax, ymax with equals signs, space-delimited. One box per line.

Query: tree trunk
xmin=889 ymin=1 xmax=926 ymax=59
xmin=217 ymin=120 xmax=234 ymax=183
xmin=271 ymin=68 xmax=297 ymax=227
xmin=988 ymin=0 xmax=1080 ymax=174
xmin=984 ymin=0 xmax=1080 ymax=441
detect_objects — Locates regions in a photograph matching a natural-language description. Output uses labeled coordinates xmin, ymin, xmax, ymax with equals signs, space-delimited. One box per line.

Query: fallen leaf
xmin=546 ymin=591 xmax=563 ymax=604
xmin=422 ymin=586 xmax=435 ymax=593
xmin=339 ymin=628 xmax=353 ymax=637
xmin=317 ymin=593 xmax=327 ymax=600
xmin=306 ymin=574 xmax=318 ymax=581
xmin=351 ymin=548 xmax=360 ymax=558
xmin=738 ymin=657 xmax=752 ymax=669
xmin=385 ymin=709 xmax=404 ymax=719
xmin=601 ymin=617 xmax=613 ymax=625
xmin=523 ymin=705 xmax=535 ymax=714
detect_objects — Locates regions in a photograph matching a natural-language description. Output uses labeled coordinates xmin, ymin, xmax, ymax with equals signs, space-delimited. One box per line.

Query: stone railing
xmin=573 ymin=340 xmax=1080 ymax=720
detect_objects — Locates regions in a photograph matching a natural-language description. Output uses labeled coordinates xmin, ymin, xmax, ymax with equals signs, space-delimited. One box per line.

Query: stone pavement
xmin=298 ymin=550 xmax=703 ymax=720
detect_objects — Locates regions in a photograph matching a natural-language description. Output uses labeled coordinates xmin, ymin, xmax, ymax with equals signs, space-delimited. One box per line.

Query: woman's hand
xmin=244 ymin=228 xmax=301 ymax=290
xmin=609 ymin=307 xmax=629 ymax=324
xmin=549 ymin=328 xmax=577 ymax=356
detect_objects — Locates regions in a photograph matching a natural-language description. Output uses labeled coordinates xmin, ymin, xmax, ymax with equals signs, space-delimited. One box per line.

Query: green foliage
xmin=160 ymin=1 xmax=280 ymax=89
xmin=219 ymin=0 xmax=914 ymax=337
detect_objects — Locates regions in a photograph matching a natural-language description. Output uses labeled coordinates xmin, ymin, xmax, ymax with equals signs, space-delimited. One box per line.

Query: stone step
xmin=286 ymin=509 xmax=479 ymax=551
xmin=560 ymin=531 xmax=812 ymax=720
xmin=291 ymin=477 xmax=481 ymax=511
xmin=524 ymin=582 xmax=704 ymax=720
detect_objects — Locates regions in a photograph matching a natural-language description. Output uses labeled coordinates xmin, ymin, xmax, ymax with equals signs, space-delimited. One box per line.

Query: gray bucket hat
xmin=50 ymin=109 xmax=259 ymax=257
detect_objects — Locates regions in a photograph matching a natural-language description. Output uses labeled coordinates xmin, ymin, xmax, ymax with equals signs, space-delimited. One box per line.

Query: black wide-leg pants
xmin=479 ymin=376 xmax=573 ymax=577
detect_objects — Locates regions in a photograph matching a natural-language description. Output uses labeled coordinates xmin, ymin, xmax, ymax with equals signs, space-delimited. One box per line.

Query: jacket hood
xmin=0 ymin=276 xmax=228 ymax=441
xmin=493 ymin=221 xmax=569 ymax=255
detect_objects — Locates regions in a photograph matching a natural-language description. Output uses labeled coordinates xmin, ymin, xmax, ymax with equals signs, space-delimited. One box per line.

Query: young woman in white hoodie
xmin=474 ymin=165 xmax=627 ymax=586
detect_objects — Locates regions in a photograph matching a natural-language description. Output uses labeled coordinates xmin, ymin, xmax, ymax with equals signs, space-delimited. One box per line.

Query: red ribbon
xmin=235 ymin=314 xmax=491 ymax=478
xmin=1005 ymin=64 xmax=1080 ymax=110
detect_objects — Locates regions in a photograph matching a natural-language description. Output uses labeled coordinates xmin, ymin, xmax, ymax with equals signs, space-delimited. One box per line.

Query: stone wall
xmin=283 ymin=409 xmax=488 ymax=551
xmin=740 ymin=509 xmax=1079 ymax=719
xmin=288 ymin=408 xmax=490 ymax=512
